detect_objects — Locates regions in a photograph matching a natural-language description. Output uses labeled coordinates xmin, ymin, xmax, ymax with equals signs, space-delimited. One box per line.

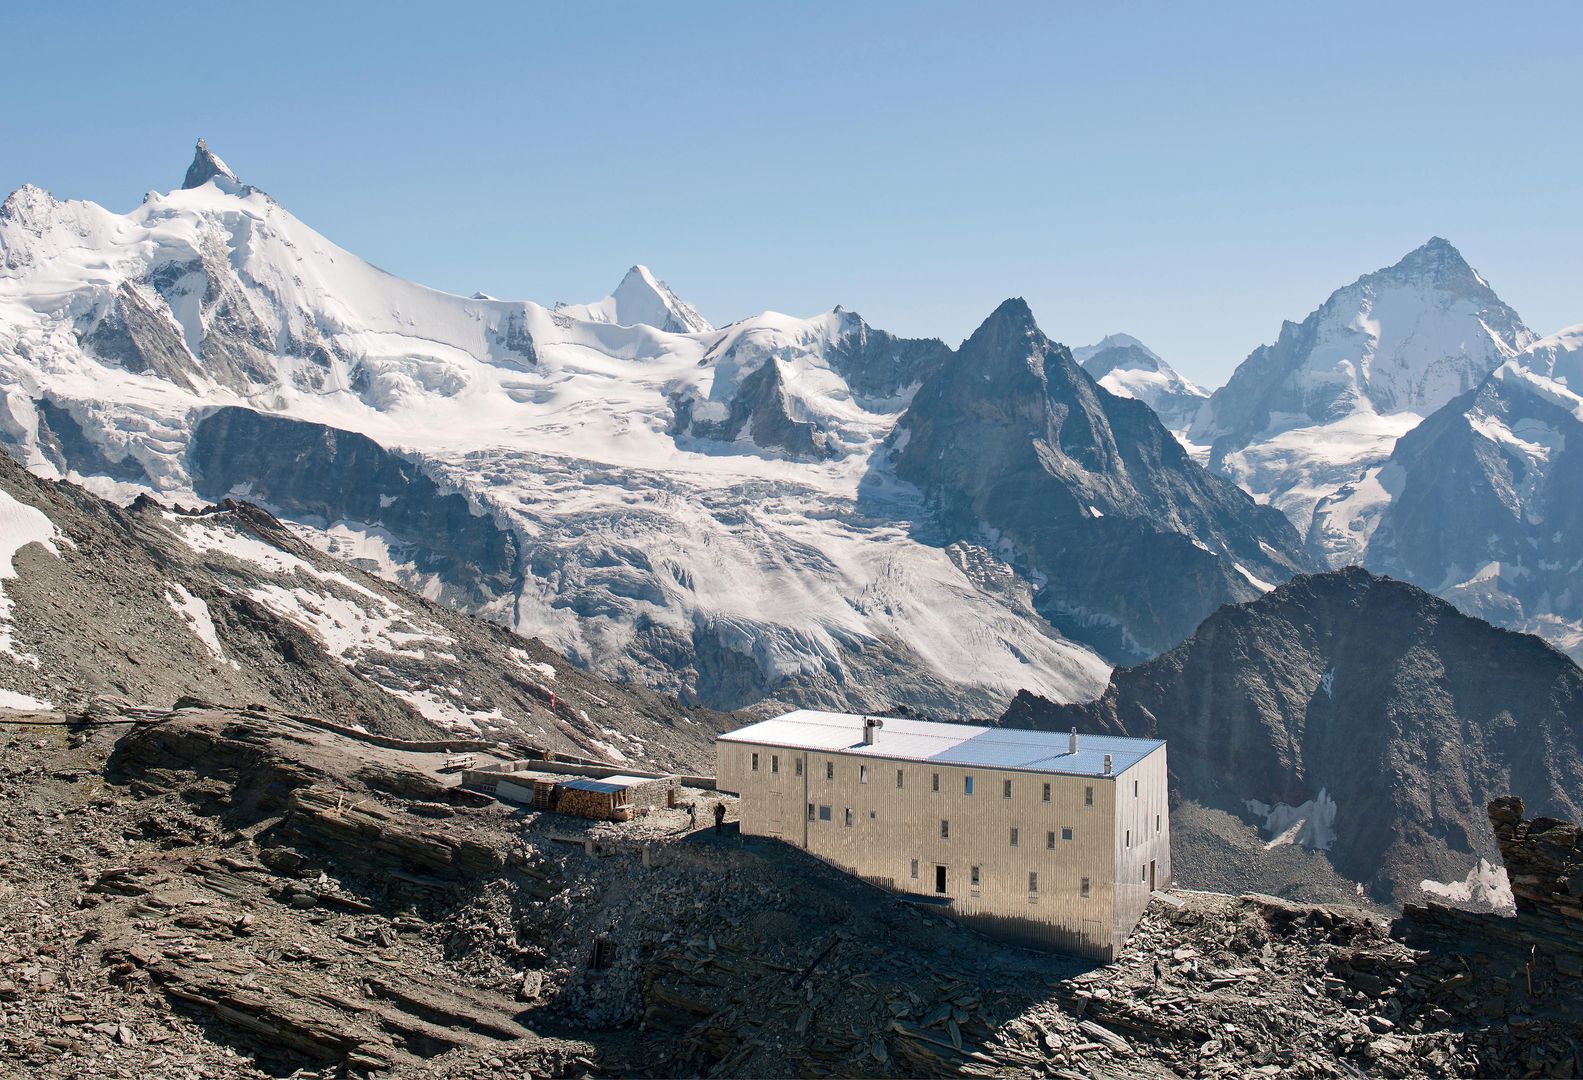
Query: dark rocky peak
xmin=182 ymin=138 xmax=241 ymax=191
xmin=1002 ymin=566 xmax=1583 ymax=906
xmin=962 ymin=297 xmax=1044 ymax=360
xmin=890 ymin=297 xmax=1309 ymax=660
xmin=824 ymin=308 xmax=952 ymax=400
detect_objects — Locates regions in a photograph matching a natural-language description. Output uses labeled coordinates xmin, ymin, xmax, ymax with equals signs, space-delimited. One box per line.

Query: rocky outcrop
xmin=34 ymin=397 xmax=150 ymax=482
xmin=825 ymin=308 xmax=952 ymax=401
xmin=80 ymin=280 xmax=200 ymax=389
xmin=671 ymin=355 xmax=832 ymax=459
xmin=189 ymin=407 xmax=520 ymax=606
xmin=1487 ymin=796 xmax=1583 ymax=927
xmin=4 ymin=707 xmax=1582 ymax=1077
xmin=181 ymin=138 xmax=240 ymax=190
xmin=1002 ymin=567 xmax=1583 ymax=905
xmin=891 ymin=298 xmax=1310 ymax=660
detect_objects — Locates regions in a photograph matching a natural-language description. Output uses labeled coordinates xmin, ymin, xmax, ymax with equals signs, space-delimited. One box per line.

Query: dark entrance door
xmin=934 ymin=865 xmax=947 ymax=894
xmin=1149 ymin=859 xmax=1157 ymax=892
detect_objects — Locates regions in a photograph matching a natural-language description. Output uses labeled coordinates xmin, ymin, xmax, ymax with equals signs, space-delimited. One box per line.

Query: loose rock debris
xmin=0 ymin=704 xmax=1577 ymax=1077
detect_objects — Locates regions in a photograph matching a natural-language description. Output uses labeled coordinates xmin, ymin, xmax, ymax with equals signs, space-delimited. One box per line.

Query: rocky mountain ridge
xmin=892 ymin=299 xmax=1309 ymax=660
xmin=1002 ymin=567 xmax=1583 ymax=908
xmin=0 ymin=442 xmax=730 ymax=769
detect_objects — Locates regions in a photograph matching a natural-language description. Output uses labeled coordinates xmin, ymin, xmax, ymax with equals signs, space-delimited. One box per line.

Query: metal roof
xmin=560 ymin=774 xmax=658 ymax=794
xmin=560 ymin=778 xmax=626 ymax=795
xmin=718 ymin=710 xmax=1162 ymax=778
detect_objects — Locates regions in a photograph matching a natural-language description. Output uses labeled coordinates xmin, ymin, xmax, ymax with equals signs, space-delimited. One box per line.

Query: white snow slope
xmin=1074 ymin=333 xmax=1208 ymax=436
xmin=0 ymin=145 xmax=1110 ymax=714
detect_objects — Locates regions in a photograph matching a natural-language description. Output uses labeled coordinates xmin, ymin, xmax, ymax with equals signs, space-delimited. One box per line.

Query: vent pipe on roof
xmin=1069 ymin=727 xmax=1078 ymax=755
xmin=863 ymin=716 xmax=883 ymax=746
xmin=1103 ymin=753 xmax=1113 ymax=776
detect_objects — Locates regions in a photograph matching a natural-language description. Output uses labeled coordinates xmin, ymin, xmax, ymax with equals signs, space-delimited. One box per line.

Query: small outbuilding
xmin=556 ymin=774 xmax=678 ymax=821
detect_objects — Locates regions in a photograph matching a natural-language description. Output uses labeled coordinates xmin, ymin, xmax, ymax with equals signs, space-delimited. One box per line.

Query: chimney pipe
xmin=863 ymin=716 xmax=883 ymax=746
xmin=1069 ymin=727 xmax=1078 ymax=754
xmin=1103 ymin=753 xmax=1113 ymax=776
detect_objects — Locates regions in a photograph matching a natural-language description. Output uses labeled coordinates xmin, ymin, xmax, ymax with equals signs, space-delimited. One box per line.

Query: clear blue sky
xmin=4 ymin=2 xmax=1579 ymax=386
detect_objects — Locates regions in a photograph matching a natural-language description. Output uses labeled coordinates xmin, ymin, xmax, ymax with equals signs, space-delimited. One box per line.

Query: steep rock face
xmin=1002 ymin=568 xmax=1583 ymax=905
xmin=181 ymin=138 xmax=241 ymax=191
xmin=188 ymin=407 xmax=520 ymax=608
xmin=670 ymin=355 xmax=832 ymax=459
xmin=1074 ymin=333 xmax=1207 ymax=431
xmin=669 ymin=308 xmax=951 ymax=459
xmin=1345 ymin=362 xmax=1583 ymax=659
xmin=824 ymin=308 xmax=953 ymax=401
xmin=891 ymin=299 xmax=1309 ymax=660
xmin=1192 ymin=239 xmax=1534 ymax=539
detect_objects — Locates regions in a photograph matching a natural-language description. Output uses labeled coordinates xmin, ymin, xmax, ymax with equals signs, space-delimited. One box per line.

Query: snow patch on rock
xmin=1247 ymin=788 xmax=1338 ymax=851
xmin=1420 ymin=858 xmax=1516 ymax=917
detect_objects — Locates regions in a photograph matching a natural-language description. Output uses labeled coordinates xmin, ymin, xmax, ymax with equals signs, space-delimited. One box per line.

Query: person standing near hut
xmin=713 ymin=801 xmax=726 ymax=835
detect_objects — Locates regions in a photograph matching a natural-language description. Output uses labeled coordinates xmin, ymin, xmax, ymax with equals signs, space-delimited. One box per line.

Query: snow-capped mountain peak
xmin=1072 ymin=332 xmax=1206 ymax=430
xmin=181 ymin=138 xmax=242 ymax=193
xmin=1193 ymin=236 xmax=1534 ymax=542
xmin=1071 ymin=332 xmax=1162 ymax=369
xmin=562 ymin=264 xmax=713 ymax=335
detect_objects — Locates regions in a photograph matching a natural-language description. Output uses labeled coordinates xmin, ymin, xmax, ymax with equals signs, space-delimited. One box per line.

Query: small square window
xmin=795 ymin=758 xmax=804 ymax=777
xmin=818 ymin=805 xmax=831 ymax=821
xmin=896 ymin=769 xmax=904 ymax=789
xmin=931 ymin=772 xmax=940 ymax=792
xmin=970 ymin=865 xmax=981 ymax=887
xmin=1046 ymin=830 xmax=1055 ymax=850
xmin=910 ymin=859 xmax=919 ymax=879
xmin=1081 ymin=877 xmax=1091 ymax=899
xmin=860 ymin=764 xmax=868 ymax=784
xmin=844 ymin=808 xmax=854 ymax=827
xmin=869 ymin=809 xmax=877 ymax=820
xmin=1084 ymin=785 xmax=1094 ymax=807
xmin=1009 ymin=827 xmax=1019 ymax=848
xmin=826 ymin=761 xmax=834 ymax=780
xmin=1061 ymin=826 xmax=1073 ymax=841
xmin=1003 ymin=779 xmax=1012 ymax=799
xmin=771 ymin=754 xmax=779 ymax=774
xmin=1028 ymin=871 xmax=1038 ymax=893
xmin=807 ymin=803 xmax=815 ymax=821
xmin=1042 ymin=782 xmax=1051 ymax=803
xmin=751 ymin=752 xmax=759 ymax=771
xmin=940 ymin=819 xmax=950 ymax=840
xmin=964 ymin=775 xmax=974 ymax=796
